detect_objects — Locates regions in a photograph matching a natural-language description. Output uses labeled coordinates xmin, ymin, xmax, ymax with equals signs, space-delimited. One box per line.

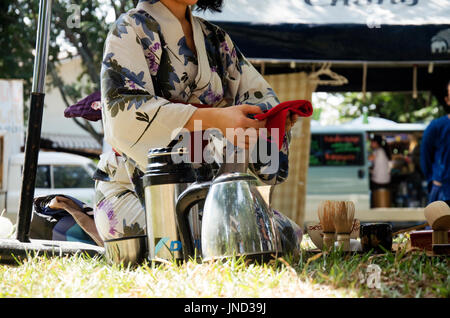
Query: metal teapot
xmin=176 ymin=171 xmax=280 ymax=262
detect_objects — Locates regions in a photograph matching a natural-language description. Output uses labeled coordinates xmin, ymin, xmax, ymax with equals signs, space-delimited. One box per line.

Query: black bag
xmin=30 ymin=194 xmax=101 ymax=246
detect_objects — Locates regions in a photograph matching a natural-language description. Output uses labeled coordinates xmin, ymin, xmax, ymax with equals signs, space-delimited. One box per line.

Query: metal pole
xmin=16 ymin=0 xmax=53 ymax=242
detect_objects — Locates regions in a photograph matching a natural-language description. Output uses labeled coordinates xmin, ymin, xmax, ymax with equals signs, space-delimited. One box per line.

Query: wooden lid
xmin=424 ymin=201 xmax=450 ymax=230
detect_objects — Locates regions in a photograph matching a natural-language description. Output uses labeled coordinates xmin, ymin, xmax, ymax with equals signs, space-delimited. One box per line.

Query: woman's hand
xmin=285 ymin=111 xmax=299 ymax=132
xmin=185 ymin=105 xmax=266 ymax=149
xmin=215 ymin=105 xmax=267 ymax=149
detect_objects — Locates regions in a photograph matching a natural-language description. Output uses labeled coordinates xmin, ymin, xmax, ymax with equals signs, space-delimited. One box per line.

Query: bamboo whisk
xmin=333 ymin=201 xmax=355 ymax=251
xmin=318 ymin=200 xmax=336 ymax=250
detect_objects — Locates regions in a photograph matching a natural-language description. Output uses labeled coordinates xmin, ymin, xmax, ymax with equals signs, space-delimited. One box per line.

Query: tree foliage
xmin=0 ymin=0 xmax=138 ymax=144
xmin=0 ymin=1 xmax=39 ymax=107
xmin=336 ymin=91 xmax=443 ymax=124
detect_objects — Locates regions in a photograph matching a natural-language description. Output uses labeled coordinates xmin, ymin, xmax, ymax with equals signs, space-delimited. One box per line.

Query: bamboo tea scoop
xmin=424 ymin=201 xmax=450 ymax=245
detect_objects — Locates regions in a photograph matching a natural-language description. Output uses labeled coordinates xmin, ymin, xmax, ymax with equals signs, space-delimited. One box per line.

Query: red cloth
xmin=253 ymin=100 xmax=313 ymax=150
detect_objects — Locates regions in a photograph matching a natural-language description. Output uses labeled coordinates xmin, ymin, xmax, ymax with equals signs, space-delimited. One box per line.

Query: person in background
xmin=421 ymin=80 xmax=450 ymax=206
xmin=408 ymin=133 xmax=426 ymax=206
xmin=409 ymin=133 xmax=422 ymax=176
xmin=369 ymin=134 xmax=391 ymax=191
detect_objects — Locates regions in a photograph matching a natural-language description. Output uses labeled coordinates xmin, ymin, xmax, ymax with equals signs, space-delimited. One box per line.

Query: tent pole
xmin=16 ymin=0 xmax=53 ymax=242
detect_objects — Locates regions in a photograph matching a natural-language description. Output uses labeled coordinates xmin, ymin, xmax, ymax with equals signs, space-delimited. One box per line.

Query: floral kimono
xmin=94 ymin=0 xmax=301 ymax=251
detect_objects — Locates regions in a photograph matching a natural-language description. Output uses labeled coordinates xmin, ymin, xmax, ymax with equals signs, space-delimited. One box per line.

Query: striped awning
xmin=41 ymin=133 xmax=102 ymax=152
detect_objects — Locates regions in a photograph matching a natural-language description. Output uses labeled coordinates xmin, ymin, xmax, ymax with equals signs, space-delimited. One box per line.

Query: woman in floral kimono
xmin=95 ymin=0 xmax=303 ymax=254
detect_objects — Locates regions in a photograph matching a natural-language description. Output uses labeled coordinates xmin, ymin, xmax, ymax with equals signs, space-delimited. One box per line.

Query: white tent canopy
xmin=197 ymin=0 xmax=450 ymax=93
xmin=344 ymin=115 xmax=397 ymax=127
xmin=199 ymin=0 xmax=450 ymax=25
xmin=312 ymin=116 xmax=428 ymax=132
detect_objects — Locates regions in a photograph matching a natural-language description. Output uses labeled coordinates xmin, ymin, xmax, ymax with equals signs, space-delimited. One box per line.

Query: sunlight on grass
xmin=0 ymin=253 xmax=356 ymax=298
xmin=0 ymin=237 xmax=448 ymax=298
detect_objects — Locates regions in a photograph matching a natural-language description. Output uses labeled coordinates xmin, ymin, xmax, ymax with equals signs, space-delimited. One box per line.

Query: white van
xmin=304 ymin=120 xmax=429 ymax=229
xmin=4 ymin=151 xmax=96 ymax=223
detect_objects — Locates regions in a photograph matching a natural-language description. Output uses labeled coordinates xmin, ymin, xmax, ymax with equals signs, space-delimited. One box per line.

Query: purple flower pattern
xmin=97 ymin=200 xmax=118 ymax=236
xmin=220 ymin=41 xmax=230 ymax=53
xmin=145 ymin=42 xmax=161 ymax=74
xmin=125 ymin=79 xmax=137 ymax=90
xmin=231 ymin=47 xmax=237 ymax=59
xmin=199 ymin=84 xmax=223 ymax=104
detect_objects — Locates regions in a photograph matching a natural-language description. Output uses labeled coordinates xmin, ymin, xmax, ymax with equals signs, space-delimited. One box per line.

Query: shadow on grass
xmin=278 ymin=247 xmax=449 ymax=298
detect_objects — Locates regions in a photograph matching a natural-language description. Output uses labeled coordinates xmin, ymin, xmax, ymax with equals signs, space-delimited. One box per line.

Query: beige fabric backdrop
xmin=263 ymin=72 xmax=318 ymax=227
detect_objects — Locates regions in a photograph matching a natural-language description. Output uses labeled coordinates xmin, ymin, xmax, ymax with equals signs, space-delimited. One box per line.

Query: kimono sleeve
xmin=101 ymin=14 xmax=197 ymax=171
xmin=221 ymin=32 xmax=290 ymax=185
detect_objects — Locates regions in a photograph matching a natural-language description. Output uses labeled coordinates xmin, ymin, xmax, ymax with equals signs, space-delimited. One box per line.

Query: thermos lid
xmin=143 ymin=147 xmax=197 ymax=187
xmin=360 ymin=222 xmax=392 ymax=233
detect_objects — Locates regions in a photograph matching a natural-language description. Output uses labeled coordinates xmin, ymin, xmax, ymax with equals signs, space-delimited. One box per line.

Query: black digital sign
xmin=310 ymin=133 xmax=364 ymax=166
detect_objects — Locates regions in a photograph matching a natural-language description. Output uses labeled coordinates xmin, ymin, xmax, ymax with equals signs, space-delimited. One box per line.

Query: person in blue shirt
xmin=421 ymin=80 xmax=450 ymax=206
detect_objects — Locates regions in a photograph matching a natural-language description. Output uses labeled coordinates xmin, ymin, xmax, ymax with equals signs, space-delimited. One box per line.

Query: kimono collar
xmin=137 ymin=1 xmax=190 ymax=31
xmin=136 ymin=1 xmax=213 ymax=102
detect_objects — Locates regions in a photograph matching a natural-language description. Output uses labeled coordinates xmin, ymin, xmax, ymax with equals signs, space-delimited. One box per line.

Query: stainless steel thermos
xmin=143 ymin=147 xmax=197 ymax=261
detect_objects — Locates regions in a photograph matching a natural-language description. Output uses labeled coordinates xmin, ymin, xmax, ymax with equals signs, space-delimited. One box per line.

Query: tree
xmin=0 ymin=0 xmax=138 ymax=145
xmin=332 ymin=91 xmax=443 ymax=124
xmin=0 ymin=0 xmax=39 ymax=124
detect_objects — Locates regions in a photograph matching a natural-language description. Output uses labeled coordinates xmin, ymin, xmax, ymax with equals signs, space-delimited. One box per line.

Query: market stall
xmin=198 ymin=0 xmax=450 ymax=226
xmin=342 ymin=116 xmax=428 ymax=209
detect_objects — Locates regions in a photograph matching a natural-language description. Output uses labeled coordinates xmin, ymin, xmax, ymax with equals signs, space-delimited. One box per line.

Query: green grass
xmin=294 ymin=248 xmax=449 ymax=298
xmin=0 ymin=253 xmax=355 ymax=298
xmin=0 ymin=236 xmax=448 ymax=298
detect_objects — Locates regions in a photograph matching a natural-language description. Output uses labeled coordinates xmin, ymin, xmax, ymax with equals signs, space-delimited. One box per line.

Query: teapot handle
xmin=176 ymin=181 xmax=211 ymax=260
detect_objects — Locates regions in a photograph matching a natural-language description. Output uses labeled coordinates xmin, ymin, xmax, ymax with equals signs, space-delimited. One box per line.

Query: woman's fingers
xmin=241 ymin=117 xmax=266 ymax=129
xmin=217 ymin=105 xmax=269 ymax=148
xmin=239 ymin=105 xmax=266 ymax=129
xmin=239 ymin=104 xmax=264 ymax=115
xmin=285 ymin=112 xmax=299 ymax=131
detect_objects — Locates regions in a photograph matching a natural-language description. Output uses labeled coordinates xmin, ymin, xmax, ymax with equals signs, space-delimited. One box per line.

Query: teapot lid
xmin=212 ymin=172 xmax=257 ymax=185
